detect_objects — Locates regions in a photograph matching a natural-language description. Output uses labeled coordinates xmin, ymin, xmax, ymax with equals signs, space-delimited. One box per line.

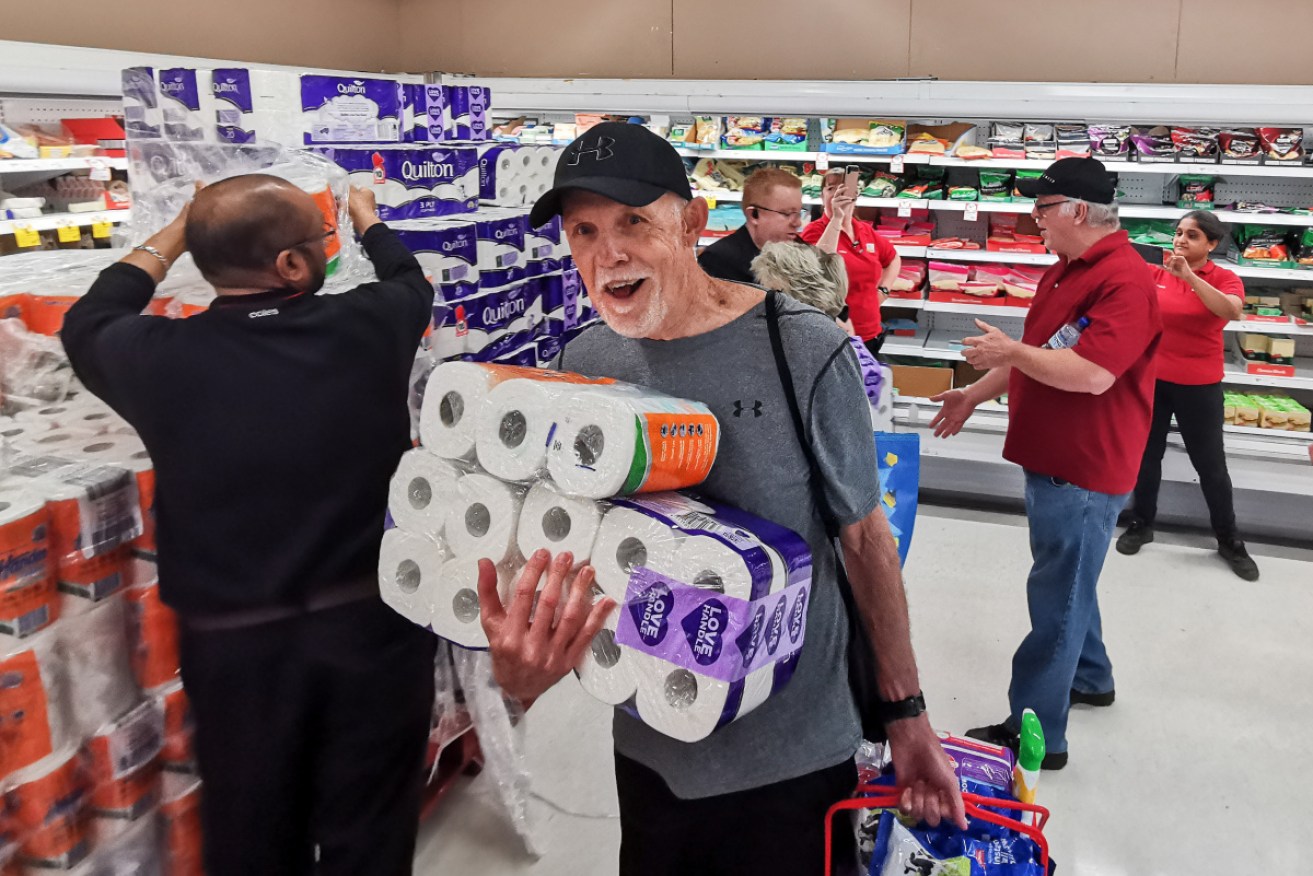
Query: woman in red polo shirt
xmin=800 ymin=168 xmax=901 ymax=356
xmin=1117 ymin=210 xmax=1259 ymax=580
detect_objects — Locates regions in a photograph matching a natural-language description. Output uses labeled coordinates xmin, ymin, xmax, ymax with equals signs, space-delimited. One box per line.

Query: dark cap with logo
xmin=529 ymin=122 xmax=693 ymax=228
xmin=1015 ymin=157 xmax=1116 ymax=205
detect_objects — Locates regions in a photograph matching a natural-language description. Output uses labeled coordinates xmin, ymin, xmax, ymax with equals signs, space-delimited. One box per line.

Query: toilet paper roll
xmin=127 ymin=554 xmax=158 ymax=587
xmin=429 ymin=557 xmax=513 ymax=649
xmin=515 ymin=481 xmax=605 ymax=566
xmin=388 ymin=447 xmax=463 ymax=536
xmin=631 ymin=653 xmax=777 ymax=743
xmin=160 ymin=771 xmax=204 ymax=876
xmin=5 ymin=745 xmax=90 ymax=870
xmin=0 ymin=628 xmax=77 ymax=778
xmin=672 ymin=535 xmax=780 ymax=601
xmin=124 ymin=580 xmax=180 ymax=690
xmin=60 ymin=594 xmax=139 ymax=738
xmin=57 ymin=546 xmax=129 ymax=617
xmin=67 ymin=435 xmax=144 ymax=465
xmin=575 ymin=605 xmax=638 ymax=705
xmin=546 ymin=388 xmax=720 ymax=499
xmin=377 ymin=527 xmax=449 ymax=627
xmin=591 ymin=505 xmax=684 ymax=602
xmin=445 ymin=473 xmax=525 ymax=565
xmin=15 ymin=428 xmax=100 ymax=457
xmin=1 ymin=417 xmax=44 ymax=444
xmin=420 ymin=361 xmax=514 ymax=458
xmin=475 ymin=378 xmax=568 ymax=482
xmin=0 ymin=486 xmax=57 ymax=640
xmin=17 ymin=403 xmax=83 ymax=431
xmin=63 ymin=406 xmax=129 ymax=435
xmin=105 ymin=442 xmax=155 ymax=553
xmin=152 ymin=679 xmax=193 ymax=770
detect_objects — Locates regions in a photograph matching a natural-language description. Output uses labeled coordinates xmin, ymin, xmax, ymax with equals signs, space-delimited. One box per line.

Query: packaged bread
xmin=1232 ymin=395 xmax=1260 ymax=427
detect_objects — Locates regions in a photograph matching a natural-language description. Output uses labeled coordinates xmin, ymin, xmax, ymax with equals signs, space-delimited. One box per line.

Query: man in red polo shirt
xmin=927 ymin=157 xmax=1162 ymax=770
xmin=800 ymin=169 xmax=901 ymax=355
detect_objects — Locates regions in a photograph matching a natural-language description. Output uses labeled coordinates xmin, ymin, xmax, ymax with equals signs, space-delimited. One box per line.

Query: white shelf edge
xmin=1221 ymin=361 xmax=1313 ymax=390
xmin=0 ymin=210 xmax=131 ymax=235
xmin=0 ymin=157 xmax=128 ymax=173
xmin=1224 ymin=319 xmax=1313 ymax=336
xmin=1222 ymin=424 xmax=1313 ymax=442
xmin=923 ymin=300 xmax=1032 ymax=317
xmin=882 ymin=298 xmax=925 ymax=310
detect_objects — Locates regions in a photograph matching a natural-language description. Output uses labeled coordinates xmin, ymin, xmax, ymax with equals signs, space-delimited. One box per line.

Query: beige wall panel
xmin=398 ymin=0 xmax=674 ymax=77
xmin=4 ymin=0 xmax=402 ymax=73
xmin=907 ymin=0 xmax=1180 ymax=83
xmin=672 ymin=0 xmax=912 ymax=80
xmin=1175 ymin=0 xmax=1313 ymax=84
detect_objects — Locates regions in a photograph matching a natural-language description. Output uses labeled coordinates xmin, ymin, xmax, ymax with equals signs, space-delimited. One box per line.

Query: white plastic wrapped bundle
xmin=0 ymin=627 xmax=78 ymax=780
xmin=59 ymin=595 xmax=140 ymax=738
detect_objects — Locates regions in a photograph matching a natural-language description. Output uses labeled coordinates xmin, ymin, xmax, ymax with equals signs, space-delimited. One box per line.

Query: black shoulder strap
xmin=764 ymin=291 xmax=840 ymax=541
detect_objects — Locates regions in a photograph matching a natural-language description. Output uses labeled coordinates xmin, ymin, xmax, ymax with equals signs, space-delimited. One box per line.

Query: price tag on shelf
xmin=890 ymin=155 xmax=905 ymax=173
xmin=56 ymin=222 xmax=81 ymax=243
xmin=815 ymin=152 xmax=830 ymax=171
xmin=13 ymin=225 xmax=40 ymax=248
xmin=964 ymin=202 xmax=980 ymax=222
xmin=88 ymin=159 xmax=111 ymax=182
xmin=705 ymin=196 xmax=717 ymax=209
xmin=897 ymin=201 xmax=913 ymax=219
xmin=92 ymin=221 xmax=113 ymax=239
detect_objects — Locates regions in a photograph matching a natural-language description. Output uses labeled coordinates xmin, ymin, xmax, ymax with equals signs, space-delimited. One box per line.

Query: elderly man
xmin=929 ymin=157 xmax=1162 ymax=770
xmin=62 ymin=178 xmax=438 ymax=875
xmin=698 ymin=166 xmax=807 ymax=283
xmin=476 ymin=122 xmax=964 ymax=875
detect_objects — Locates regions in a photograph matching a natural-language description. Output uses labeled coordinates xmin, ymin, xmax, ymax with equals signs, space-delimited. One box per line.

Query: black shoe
xmin=965 ymin=723 xmax=1069 ymax=771
xmin=1218 ymin=539 xmax=1259 ymax=581
xmin=1115 ymin=521 xmax=1154 ymax=555
xmin=1070 ymin=688 xmax=1115 ymax=707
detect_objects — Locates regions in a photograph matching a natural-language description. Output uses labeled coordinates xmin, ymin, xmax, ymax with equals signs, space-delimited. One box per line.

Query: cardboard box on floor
xmin=953 ymin=361 xmax=990 ymax=388
xmin=890 ymin=364 xmax=953 ymax=398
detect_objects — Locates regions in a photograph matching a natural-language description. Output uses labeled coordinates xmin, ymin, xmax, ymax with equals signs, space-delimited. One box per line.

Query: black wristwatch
xmin=877 ymin=285 xmax=891 ymax=296
xmin=878 ymin=691 xmax=927 ymax=724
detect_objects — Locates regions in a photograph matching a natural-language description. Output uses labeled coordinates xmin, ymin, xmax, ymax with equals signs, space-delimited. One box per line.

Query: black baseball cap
xmin=1015 ymin=157 xmax=1116 ymax=204
xmin=529 ymin=122 xmax=693 ymax=228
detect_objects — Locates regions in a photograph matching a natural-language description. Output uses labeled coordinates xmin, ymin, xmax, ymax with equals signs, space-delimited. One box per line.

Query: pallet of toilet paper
xmin=1 ymin=399 xmax=201 ymax=874
xmin=379 ymin=361 xmax=815 ymax=742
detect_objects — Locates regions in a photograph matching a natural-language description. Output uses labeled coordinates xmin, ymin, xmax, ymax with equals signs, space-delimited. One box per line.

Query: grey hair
xmin=1060 ymin=198 xmax=1120 ymax=229
xmin=750 ymin=241 xmax=849 ymax=317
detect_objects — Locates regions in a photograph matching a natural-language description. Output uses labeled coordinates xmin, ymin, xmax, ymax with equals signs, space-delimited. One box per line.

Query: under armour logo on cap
xmin=566 ymin=135 xmax=616 ymax=165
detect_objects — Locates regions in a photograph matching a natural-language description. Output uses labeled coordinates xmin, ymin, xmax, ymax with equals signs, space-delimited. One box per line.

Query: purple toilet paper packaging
xmin=446 ymin=84 xmax=490 ymax=141
xmin=158 ymin=67 xmax=209 ymax=142
xmin=390 ymin=219 xmax=479 ymax=301
xmin=462 ymin=281 xmax=544 ymax=360
xmin=301 ymin=75 xmax=403 ymax=144
xmin=315 ymin=145 xmax=478 ymax=220
xmin=475 ymin=211 xmax=528 ymax=288
xmin=536 ymin=334 xmax=563 ymax=366
xmin=122 ymin=67 xmax=162 ymax=139
xmin=526 ymin=214 xmax=564 ymax=276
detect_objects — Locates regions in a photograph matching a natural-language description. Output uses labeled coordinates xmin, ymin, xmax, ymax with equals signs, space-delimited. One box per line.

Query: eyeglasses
xmin=1033 ymin=199 xmax=1070 ymax=214
xmin=287 ymin=222 xmax=338 ymax=251
xmin=749 ymin=204 xmax=808 ymax=222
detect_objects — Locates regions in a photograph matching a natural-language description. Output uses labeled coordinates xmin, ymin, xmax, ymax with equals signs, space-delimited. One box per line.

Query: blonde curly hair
xmin=750 ymin=241 xmax=849 ymax=317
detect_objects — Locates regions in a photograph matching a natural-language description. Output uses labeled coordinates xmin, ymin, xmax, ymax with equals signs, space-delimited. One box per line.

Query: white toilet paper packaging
xmin=463 ymin=282 xmax=545 ymax=363
xmin=445 ymin=472 xmax=526 ymax=565
xmin=0 ymin=486 xmax=57 ymax=640
xmin=378 ymin=526 xmax=449 ymax=627
xmin=210 ymin=67 xmax=301 ymax=146
xmin=422 ymin=362 xmax=555 ymax=458
xmin=122 ymin=67 xmax=162 ymax=140
xmin=590 ymin=502 xmax=685 ymax=603
xmin=0 ymin=627 xmax=78 ymax=777
xmin=59 ymin=595 xmax=139 ymax=739
xmin=387 ymin=447 xmax=467 ymax=536
xmin=477 ymin=143 xmax=527 ymax=206
xmin=515 ymin=481 xmax=605 ymax=565
xmin=475 ymin=377 xmax=571 ymax=482
xmin=475 ymin=211 xmax=528 ymax=288
xmin=575 ymin=604 xmax=638 ymax=706
xmin=5 ymin=453 xmax=143 ymax=563
xmin=446 ymin=84 xmax=491 ymax=141
xmin=546 ymin=384 xmax=721 ymax=499
xmin=428 ymin=556 xmax=515 ymax=649
xmin=301 ymin=74 xmax=404 ymax=144
xmin=316 ymin=145 xmax=479 ymax=220
xmin=390 ymin=219 xmax=479 ymax=301
xmin=158 ymin=68 xmax=214 ymax=142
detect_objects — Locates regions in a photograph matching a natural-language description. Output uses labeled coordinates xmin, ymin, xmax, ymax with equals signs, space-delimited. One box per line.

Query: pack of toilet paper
xmin=379 ymin=362 xmax=812 ymax=741
xmin=313 ymin=144 xmax=479 ymax=221
xmin=300 ymin=74 xmax=404 ymax=145
xmin=390 ymin=219 xmax=480 ymax=302
xmin=446 ymin=84 xmax=491 ymax=141
xmin=476 ymin=144 xmax=561 ymax=207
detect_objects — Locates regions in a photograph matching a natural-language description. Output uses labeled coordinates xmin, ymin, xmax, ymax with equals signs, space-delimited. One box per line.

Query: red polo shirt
xmin=1150 ymin=260 xmax=1243 ymax=385
xmin=800 ymin=215 xmax=897 ymax=341
xmin=1004 ymin=230 xmax=1162 ymax=495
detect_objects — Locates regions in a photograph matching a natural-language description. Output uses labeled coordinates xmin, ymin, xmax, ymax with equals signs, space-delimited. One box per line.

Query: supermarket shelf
xmin=1222 ymin=359 xmax=1313 ymax=389
xmin=882 ymin=298 xmax=925 ymax=310
xmin=0 ymin=209 xmax=130 ymax=235
xmin=923 ymin=300 xmax=1031 ymax=318
xmin=1218 ymin=260 xmax=1313 ymax=282
xmin=0 ymin=157 xmax=128 ymax=173
xmin=1224 ymin=318 xmax=1313 ymax=336
xmin=923 ymin=248 xmax=1055 ymax=266
xmin=1223 ymin=424 xmax=1313 ymax=443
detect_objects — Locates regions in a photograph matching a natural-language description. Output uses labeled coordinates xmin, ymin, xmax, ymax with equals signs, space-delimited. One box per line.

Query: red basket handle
xmin=825 ymin=786 xmax=1050 ymax=875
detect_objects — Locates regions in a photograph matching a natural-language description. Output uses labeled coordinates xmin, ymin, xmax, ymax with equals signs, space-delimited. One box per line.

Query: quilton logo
xmin=338 ymin=80 xmax=368 ymax=95
xmin=492 ymin=226 xmax=517 ymax=241
xmin=160 ymin=79 xmax=187 ymax=94
xmin=682 ymin=598 xmax=728 ymax=667
xmin=765 ymin=596 xmax=786 ymax=656
xmin=213 ymin=79 xmax=241 ymax=94
xmin=400 ymin=160 xmax=455 ymax=181
xmin=481 ymin=296 xmax=527 ymax=324
xmin=630 ymin=582 xmax=673 ymax=646
xmin=440 ymin=239 xmax=467 ymax=253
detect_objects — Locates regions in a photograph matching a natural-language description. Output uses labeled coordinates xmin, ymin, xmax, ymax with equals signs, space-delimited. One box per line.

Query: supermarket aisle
xmin=414 ymin=505 xmax=1311 ymax=875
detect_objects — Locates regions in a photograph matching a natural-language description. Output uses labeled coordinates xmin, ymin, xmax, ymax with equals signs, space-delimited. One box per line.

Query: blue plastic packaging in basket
xmin=869 ymin=809 xmax=1045 ymax=876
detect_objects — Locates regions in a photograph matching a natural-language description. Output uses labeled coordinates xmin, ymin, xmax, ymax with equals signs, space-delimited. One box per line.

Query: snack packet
xmin=1257 ymin=127 xmax=1304 ymax=162
xmin=1088 ymin=124 xmax=1131 ymax=157
xmin=1177 ymin=175 xmax=1216 ymax=208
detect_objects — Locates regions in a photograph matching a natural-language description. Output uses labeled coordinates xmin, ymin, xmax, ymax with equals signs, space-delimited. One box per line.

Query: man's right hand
xmin=478 ymin=549 xmax=615 ymax=704
xmin=928 ymin=389 xmax=977 ymax=438
xmin=348 ymin=186 xmax=381 ymax=235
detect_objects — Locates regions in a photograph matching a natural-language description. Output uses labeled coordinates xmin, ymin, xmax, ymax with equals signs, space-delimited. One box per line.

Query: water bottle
xmin=1044 ymin=316 xmax=1090 ymax=350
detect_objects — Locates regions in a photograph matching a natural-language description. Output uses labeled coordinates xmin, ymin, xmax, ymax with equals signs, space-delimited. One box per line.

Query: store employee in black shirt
xmin=697 ymin=166 xmax=806 ymax=283
xmin=62 ymin=176 xmax=437 ymax=876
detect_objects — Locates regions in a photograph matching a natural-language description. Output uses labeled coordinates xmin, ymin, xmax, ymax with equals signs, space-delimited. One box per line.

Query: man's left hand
xmin=885 ymin=715 xmax=968 ymax=829
xmin=962 ymin=319 xmax=1018 ymax=370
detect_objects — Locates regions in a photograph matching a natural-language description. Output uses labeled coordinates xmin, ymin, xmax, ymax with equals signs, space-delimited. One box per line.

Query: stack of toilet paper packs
xmin=380 ymin=361 xmax=814 ymax=742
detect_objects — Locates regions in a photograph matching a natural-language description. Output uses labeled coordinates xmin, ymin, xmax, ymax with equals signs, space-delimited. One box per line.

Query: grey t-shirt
xmin=557 ymin=293 xmax=880 ymax=799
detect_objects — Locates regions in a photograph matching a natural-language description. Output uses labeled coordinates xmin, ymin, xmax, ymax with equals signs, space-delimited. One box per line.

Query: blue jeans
xmin=1007 ymin=471 xmax=1127 ymax=754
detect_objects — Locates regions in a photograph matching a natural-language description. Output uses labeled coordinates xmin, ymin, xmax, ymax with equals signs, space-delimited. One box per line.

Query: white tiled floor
xmin=415 ymin=505 xmax=1313 ymax=875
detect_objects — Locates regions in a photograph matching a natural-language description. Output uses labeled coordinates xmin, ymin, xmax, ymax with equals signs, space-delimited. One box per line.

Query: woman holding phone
xmin=1117 ymin=209 xmax=1259 ymax=581
xmin=801 ymin=166 xmax=902 ymax=356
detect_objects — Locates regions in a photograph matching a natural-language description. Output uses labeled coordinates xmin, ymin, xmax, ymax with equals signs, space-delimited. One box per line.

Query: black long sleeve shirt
xmin=61 ymin=224 xmax=433 ymax=618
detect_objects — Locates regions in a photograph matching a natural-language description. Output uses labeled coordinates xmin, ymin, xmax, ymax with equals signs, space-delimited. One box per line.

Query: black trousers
xmin=864 ymin=332 xmax=887 ymax=359
xmin=616 ymin=752 xmax=859 ymax=876
xmin=1130 ymin=379 xmax=1238 ymax=541
xmin=179 ymin=598 xmax=437 ymax=876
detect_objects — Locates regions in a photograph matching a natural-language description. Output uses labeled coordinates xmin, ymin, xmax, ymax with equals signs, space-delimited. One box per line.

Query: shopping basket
xmin=824 ymin=784 xmax=1051 ymax=875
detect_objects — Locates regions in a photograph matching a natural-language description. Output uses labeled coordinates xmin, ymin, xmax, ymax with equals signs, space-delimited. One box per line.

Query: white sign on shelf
xmin=897 ymin=201 xmax=913 ymax=218
xmin=964 ymin=202 xmax=980 ymax=222
xmin=88 ymin=159 xmax=111 ymax=182
xmin=890 ymin=155 xmax=905 ymax=173
xmin=816 ymin=152 xmax=830 ymax=171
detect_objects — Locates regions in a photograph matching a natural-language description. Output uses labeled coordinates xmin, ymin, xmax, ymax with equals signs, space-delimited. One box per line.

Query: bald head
xmin=186 ymin=174 xmax=324 ymax=288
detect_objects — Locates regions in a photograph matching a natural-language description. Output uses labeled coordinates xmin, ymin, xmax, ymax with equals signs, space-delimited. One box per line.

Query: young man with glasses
xmin=698 ymin=166 xmax=807 ymax=284
xmin=927 ymin=157 xmax=1162 ymax=771
xmin=62 ymin=176 xmax=439 ymax=875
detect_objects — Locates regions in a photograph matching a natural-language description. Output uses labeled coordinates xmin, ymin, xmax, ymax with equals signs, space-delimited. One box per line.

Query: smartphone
xmin=844 ymin=166 xmax=861 ymax=199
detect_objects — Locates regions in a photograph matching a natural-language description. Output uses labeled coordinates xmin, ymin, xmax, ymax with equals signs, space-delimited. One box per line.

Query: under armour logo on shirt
xmin=566 ymin=136 xmax=616 ymax=165
xmin=733 ymin=400 xmax=763 ymax=418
